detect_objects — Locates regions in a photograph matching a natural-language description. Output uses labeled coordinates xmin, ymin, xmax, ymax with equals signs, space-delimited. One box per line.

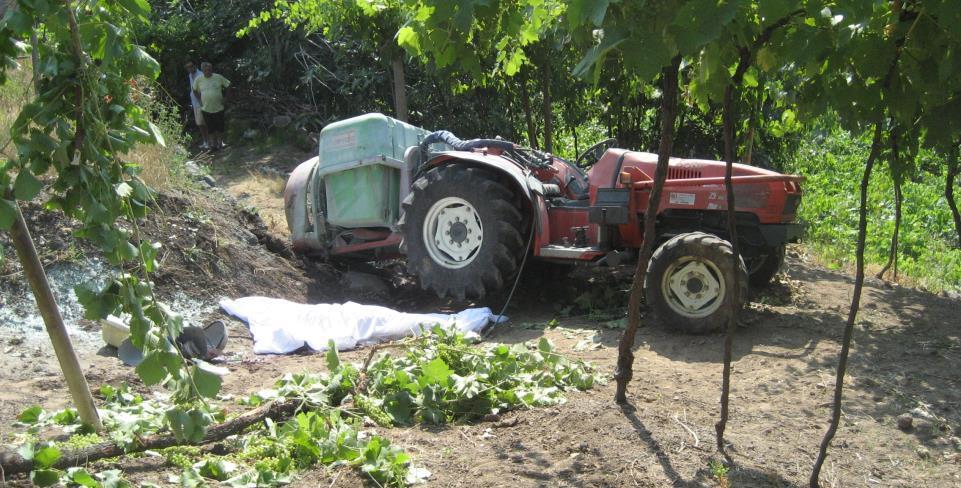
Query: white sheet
xmin=219 ymin=297 xmax=500 ymax=354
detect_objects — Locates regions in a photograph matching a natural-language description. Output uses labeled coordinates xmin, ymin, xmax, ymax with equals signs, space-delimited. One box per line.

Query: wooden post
xmin=7 ymin=194 xmax=102 ymax=430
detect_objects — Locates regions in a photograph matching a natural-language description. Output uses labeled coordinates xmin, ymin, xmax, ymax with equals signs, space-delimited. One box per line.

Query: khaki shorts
xmin=193 ymin=105 xmax=205 ymax=126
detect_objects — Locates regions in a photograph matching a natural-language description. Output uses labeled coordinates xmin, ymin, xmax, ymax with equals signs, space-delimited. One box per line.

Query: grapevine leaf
xmin=13 ymin=171 xmax=42 ymax=201
xmin=567 ymin=0 xmax=610 ymax=28
xmin=383 ymin=391 xmax=414 ymax=425
xmin=33 ymin=445 xmax=61 ymax=468
xmin=130 ymin=46 xmax=160 ymax=78
xmin=116 ymin=0 xmax=150 ymax=19
xmin=572 ymin=27 xmax=627 ymax=82
xmin=30 ymin=469 xmax=60 ymax=487
xmin=135 ymin=352 xmax=168 ymax=385
xmin=620 ymin=30 xmax=674 ymax=81
xmin=17 ymin=406 xmax=44 ymax=424
xmin=66 ymin=467 xmax=101 ymax=488
xmin=165 ymin=408 xmax=211 ymax=444
xmin=396 ymin=26 xmax=420 ymax=54
xmin=421 ymin=358 xmax=452 ymax=385
xmin=192 ymin=360 xmax=226 ymax=398
xmin=759 ymin=0 xmax=792 ymax=22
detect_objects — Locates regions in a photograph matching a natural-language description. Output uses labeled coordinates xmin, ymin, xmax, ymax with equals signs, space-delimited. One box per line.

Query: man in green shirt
xmin=192 ymin=62 xmax=231 ymax=150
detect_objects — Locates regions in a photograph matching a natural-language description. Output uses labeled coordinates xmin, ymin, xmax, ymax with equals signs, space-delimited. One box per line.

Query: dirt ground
xmin=2 ymin=144 xmax=960 ymax=487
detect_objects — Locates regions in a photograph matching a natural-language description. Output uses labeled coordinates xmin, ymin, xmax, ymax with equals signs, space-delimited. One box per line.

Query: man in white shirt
xmin=184 ymin=61 xmax=209 ymax=149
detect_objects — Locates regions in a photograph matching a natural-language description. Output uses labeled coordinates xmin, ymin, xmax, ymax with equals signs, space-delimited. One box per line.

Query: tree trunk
xmin=391 ymin=57 xmax=408 ymax=122
xmin=614 ymin=56 xmax=682 ymax=404
xmin=810 ymin=120 xmax=884 ymax=487
xmin=7 ymin=194 xmax=102 ymax=430
xmin=0 ymin=400 xmax=299 ymax=475
xmin=541 ymin=63 xmax=553 ymax=153
xmin=519 ymin=73 xmax=538 ymax=148
xmin=947 ymin=144 xmax=961 ymax=247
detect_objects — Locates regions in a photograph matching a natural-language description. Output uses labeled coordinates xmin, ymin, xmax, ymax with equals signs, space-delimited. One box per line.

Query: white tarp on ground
xmin=219 ymin=297 xmax=499 ymax=354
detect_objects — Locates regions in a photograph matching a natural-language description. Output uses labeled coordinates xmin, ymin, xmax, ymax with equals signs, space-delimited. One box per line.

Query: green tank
xmin=317 ymin=113 xmax=429 ymax=228
xmin=285 ymin=113 xmax=433 ymax=254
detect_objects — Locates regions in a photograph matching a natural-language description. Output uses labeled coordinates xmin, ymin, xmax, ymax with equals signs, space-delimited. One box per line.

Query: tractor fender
xmin=420 ymin=151 xmax=548 ymax=247
xmin=423 ymin=151 xmax=544 ymax=201
xmin=285 ymin=156 xmax=323 ymax=253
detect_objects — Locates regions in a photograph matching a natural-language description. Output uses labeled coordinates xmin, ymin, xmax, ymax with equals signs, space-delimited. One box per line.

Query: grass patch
xmin=786 ymin=128 xmax=961 ymax=292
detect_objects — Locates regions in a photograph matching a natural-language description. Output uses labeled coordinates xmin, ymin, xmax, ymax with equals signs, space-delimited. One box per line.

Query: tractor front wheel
xmin=400 ymin=165 xmax=525 ymax=300
xmin=645 ymin=232 xmax=748 ymax=334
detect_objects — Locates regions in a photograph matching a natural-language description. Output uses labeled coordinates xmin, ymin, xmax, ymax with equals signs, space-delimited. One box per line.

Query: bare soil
xmin=1 ymin=144 xmax=959 ymax=487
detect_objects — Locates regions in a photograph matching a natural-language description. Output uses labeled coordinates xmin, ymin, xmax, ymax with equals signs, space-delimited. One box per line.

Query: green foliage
xmin=248 ymin=327 xmax=598 ymax=425
xmin=226 ymin=411 xmax=413 ymax=487
xmin=788 ymin=127 xmax=961 ymax=292
xmin=13 ymin=329 xmax=595 ymax=486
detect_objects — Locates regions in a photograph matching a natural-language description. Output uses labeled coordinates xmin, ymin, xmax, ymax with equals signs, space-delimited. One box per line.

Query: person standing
xmin=184 ymin=61 xmax=209 ymax=149
xmin=192 ymin=61 xmax=231 ymax=150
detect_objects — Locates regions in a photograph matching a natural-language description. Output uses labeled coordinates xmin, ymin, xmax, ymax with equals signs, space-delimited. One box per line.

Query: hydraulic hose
xmin=419 ymin=130 xmax=515 ymax=154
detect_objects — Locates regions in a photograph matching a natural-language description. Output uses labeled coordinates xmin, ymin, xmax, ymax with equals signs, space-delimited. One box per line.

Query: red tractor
xmin=285 ymin=114 xmax=803 ymax=333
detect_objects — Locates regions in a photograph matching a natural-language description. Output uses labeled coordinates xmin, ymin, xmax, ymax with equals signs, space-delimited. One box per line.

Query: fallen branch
xmin=0 ymin=400 xmax=299 ymax=476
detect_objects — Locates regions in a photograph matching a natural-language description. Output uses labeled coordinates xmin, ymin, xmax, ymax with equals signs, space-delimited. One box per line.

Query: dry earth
xmin=1 ymin=144 xmax=960 ymax=487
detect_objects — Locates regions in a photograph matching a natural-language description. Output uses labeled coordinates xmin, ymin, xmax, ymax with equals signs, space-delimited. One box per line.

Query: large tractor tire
xmin=645 ymin=232 xmax=748 ymax=334
xmin=746 ymin=245 xmax=786 ymax=288
xmin=399 ymin=165 xmax=525 ymax=300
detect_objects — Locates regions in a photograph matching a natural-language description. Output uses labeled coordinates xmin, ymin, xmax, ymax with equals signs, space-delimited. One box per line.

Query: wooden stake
xmin=7 ymin=195 xmax=102 ymax=430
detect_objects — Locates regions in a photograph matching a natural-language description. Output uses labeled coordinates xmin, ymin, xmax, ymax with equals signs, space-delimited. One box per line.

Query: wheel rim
xmin=660 ymin=256 xmax=726 ymax=318
xmin=422 ymin=197 xmax=484 ymax=269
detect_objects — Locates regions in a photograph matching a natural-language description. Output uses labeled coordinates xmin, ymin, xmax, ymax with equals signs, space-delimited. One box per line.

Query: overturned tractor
xmin=285 ymin=113 xmax=803 ymax=333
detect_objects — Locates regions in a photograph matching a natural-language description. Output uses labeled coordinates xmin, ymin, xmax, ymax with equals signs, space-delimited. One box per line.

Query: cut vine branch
xmin=0 ymin=400 xmax=299 ymax=475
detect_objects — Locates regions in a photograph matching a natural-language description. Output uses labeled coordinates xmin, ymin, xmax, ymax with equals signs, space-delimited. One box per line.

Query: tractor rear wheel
xmin=645 ymin=232 xmax=748 ymax=334
xmin=746 ymin=245 xmax=785 ymax=288
xmin=400 ymin=165 xmax=525 ymax=300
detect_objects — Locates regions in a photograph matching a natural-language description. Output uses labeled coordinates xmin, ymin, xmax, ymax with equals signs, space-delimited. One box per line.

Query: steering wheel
xmin=575 ymin=138 xmax=617 ymax=168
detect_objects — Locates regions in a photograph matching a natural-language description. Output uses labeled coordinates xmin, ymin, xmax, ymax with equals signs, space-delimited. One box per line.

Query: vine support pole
xmin=615 ymin=56 xmax=681 ymax=404
xmin=878 ymin=127 xmax=901 ymax=280
xmin=715 ymin=10 xmax=802 ymax=451
xmin=6 ymin=192 xmax=102 ymax=430
xmin=715 ymin=57 xmax=746 ymax=452
xmin=809 ymin=120 xmax=884 ymax=487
